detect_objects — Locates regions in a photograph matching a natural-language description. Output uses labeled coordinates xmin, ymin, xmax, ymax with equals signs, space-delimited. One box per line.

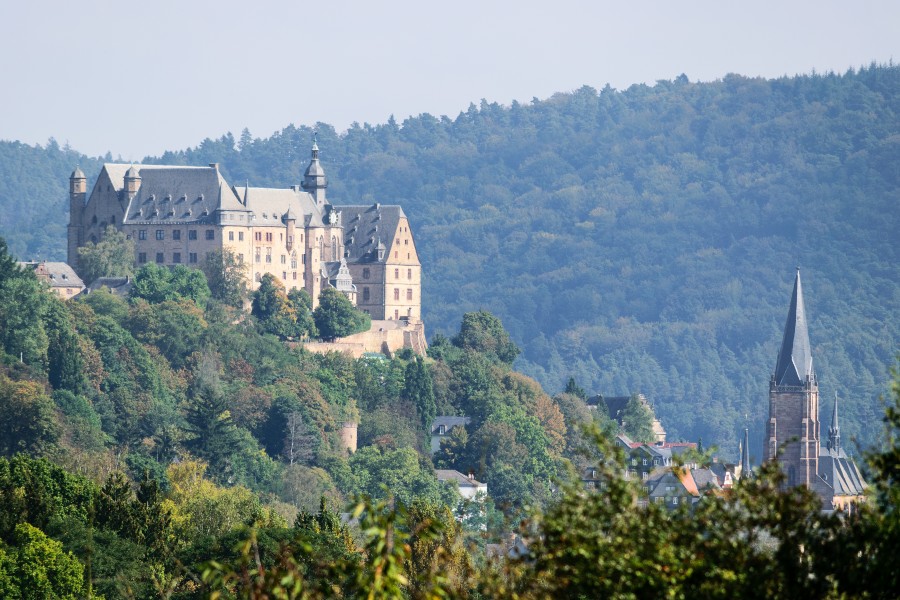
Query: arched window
xmin=331 ymin=236 xmax=337 ymax=260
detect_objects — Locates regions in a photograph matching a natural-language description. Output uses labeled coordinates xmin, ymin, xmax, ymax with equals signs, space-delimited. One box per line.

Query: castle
xmin=765 ymin=269 xmax=866 ymax=512
xmin=67 ymin=141 xmax=421 ymax=322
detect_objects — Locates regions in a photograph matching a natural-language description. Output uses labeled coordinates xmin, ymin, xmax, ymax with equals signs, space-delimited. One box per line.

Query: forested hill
xmin=2 ymin=64 xmax=898 ymax=456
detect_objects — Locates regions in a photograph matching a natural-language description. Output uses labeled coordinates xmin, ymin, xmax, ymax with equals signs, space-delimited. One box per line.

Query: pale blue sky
xmin=1 ymin=0 xmax=896 ymax=159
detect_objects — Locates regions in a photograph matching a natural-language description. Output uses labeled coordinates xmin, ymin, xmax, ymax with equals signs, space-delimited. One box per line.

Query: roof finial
xmin=827 ymin=391 xmax=841 ymax=453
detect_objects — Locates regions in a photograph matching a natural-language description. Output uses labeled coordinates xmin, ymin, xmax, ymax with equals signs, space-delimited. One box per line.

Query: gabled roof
xmin=818 ymin=451 xmax=867 ymax=497
xmin=338 ymin=204 xmax=407 ymax=263
xmin=774 ymin=269 xmax=814 ymax=386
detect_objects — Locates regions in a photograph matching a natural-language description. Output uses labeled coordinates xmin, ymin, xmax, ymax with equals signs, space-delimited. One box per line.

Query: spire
xmin=773 ymin=269 xmax=813 ymax=386
xmin=301 ymin=134 xmax=327 ymax=205
xmin=741 ymin=428 xmax=752 ymax=478
xmin=827 ymin=392 xmax=841 ymax=453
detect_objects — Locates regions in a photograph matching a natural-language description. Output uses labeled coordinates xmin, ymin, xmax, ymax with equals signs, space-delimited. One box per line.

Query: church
xmin=67 ymin=141 xmax=421 ymax=322
xmin=765 ymin=269 xmax=866 ymax=512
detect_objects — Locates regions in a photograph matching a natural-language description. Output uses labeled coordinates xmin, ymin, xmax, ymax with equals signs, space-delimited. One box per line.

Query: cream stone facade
xmin=67 ymin=143 xmax=422 ymax=322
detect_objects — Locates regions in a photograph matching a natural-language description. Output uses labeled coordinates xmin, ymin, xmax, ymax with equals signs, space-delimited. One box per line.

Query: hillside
xmin=1 ymin=64 xmax=898 ymax=457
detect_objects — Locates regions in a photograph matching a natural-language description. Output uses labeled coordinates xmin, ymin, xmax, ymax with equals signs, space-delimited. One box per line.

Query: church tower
xmin=67 ymin=166 xmax=87 ymax=269
xmin=766 ymin=269 xmax=820 ymax=487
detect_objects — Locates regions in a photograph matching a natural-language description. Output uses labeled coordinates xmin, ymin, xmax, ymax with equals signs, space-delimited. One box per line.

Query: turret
xmin=284 ymin=207 xmax=297 ymax=252
xmin=301 ymin=137 xmax=327 ymax=208
xmin=69 ymin=166 xmax=86 ymax=196
xmin=124 ymin=165 xmax=141 ymax=197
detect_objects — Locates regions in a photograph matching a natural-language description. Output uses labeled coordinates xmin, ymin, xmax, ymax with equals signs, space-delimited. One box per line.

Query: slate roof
xmin=106 ymin=164 xmax=247 ymax=224
xmin=233 ymin=185 xmax=325 ymax=228
xmin=82 ymin=276 xmax=133 ymax=297
xmin=818 ymin=448 xmax=867 ymax=497
xmin=337 ymin=204 xmax=406 ymax=263
xmin=690 ymin=468 xmax=722 ymax=491
xmin=431 ymin=416 xmax=470 ymax=435
xmin=435 ymin=469 xmax=485 ymax=488
xmin=774 ymin=269 xmax=814 ymax=386
xmin=18 ymin=262 xmax=84 ymax=288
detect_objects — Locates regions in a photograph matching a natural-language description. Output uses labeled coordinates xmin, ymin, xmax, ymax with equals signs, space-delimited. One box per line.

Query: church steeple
xmin=741 ymin=427 xmax=752 ymax=479
xmin=774 ymin=269 xmax=814 ymax=386
xmin=301 ymin=134 xmax=327 ymax=207
xmin=827 ymin=392 xmax=841 ymax=453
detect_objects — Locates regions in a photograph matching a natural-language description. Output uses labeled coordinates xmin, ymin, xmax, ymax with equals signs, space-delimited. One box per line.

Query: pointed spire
xmin=741 ymin=428 xmax=752 ymax=478
xmin=774 ymin=269 xmax=814 ymax=386
xmin=827 ymin=392 xmax=841 ymax=453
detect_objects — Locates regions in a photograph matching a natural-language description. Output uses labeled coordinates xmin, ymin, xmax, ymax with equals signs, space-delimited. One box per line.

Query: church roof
xmin=338 ymin=203 xmax=407 ymax=263
xmin=774 ymin=269 xmax=814 ymax=386
xmin=818 ymin=450 xmax=867 ymax=497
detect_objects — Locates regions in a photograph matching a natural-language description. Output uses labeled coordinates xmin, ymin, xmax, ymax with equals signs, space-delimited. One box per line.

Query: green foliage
xmin=76 ymin=225 xmax=134 ymax=283
xmin=202 ymin=248 xmax=248 ymax=308
xmin=622 ymin=393 xmax=656 ymax=443
xmin=403 ymin=356 xmax=436 ymax=432
xmin=0 ymin=240 xmax=49 ymax=367
xmin=452 ymin=310 xmax=520 ymax=366
xmin=130 ymin=262 xmax=211 ymax=307
xmin=252 ymin=274 xmax=315 ymax=339
xmin=313 ymin=288 xmax=371 ymax=341
xmin=0 ymin=523 xmax=85 ymax=600
xmin=0 ymin=374 xmax=59 ymax=457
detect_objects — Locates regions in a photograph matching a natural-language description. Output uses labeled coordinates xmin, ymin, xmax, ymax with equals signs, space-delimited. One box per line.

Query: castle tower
xmin=301 ymin=137 xmax=327 ymax=208
xmin=67 ymin=167 xmax=87 ymax=268
xmin=766 ymin=269 xmax=819 ymax=487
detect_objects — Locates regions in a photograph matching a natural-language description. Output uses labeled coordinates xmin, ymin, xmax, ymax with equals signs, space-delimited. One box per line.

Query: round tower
xmin=339 ymin=422 xmax=358 ymax=453
xmin=67 ymin=167 xmax=87 ymax=267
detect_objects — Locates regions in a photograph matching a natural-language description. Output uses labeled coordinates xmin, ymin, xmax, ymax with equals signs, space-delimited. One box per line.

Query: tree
xmin=283 ymin=412 xmax=316 ymax=466
xmin=0 ymin=374 xmax=59 ymax=456
xmin=403 ymin=356 xmax=436 ymax=431
xmin=201 ymin=248 xmax=248 ymax=308
xmin=44 ymin=300 xmax=83 ymax=393
xmin=452 ymin=310 xmax=520 ymax=365
xmin=252 ymin=274 xmax=302 ymax=339
xmin=183 ymin=352 xmax=242 ymax=473
xmin=130 ymin=263 xmax=210 ymax=307
xmin=313 ymin=288 xmax=371 ymax=341
xmin=76 ymin=225 xmax=134 ymax=284
xmin=622 ymin=393 xmax=656 ymax=443
xmin=0 ymin=239 xmax=49 ymax=366
xmin=0 ymin=523 xmax=85 ymax=599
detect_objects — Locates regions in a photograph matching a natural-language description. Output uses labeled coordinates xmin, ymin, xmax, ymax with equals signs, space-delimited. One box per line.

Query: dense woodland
xmin=1 ymin=64 xmax=898 ymax=462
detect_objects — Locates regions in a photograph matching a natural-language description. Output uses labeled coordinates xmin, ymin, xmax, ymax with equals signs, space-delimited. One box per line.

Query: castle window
xmin=189 ymin=253 xmax=198 ymax=263
xmin=266 ymin=232 xmax=273 ymax=242
xmin=156 ymin=230 xmax=164 ymax=240
xmin=363 ymin=268 xmax=370 ymax=279
xmin=395 ymin=251 xmax=398 ymax=259
xmin=189 ymin=230 xmax=197 ymax=240
xmin=394 ymin=309 xmax=399 ymax=320
xmin=206 ymin=230 xmax=215 ymax=240
xmin=255 ymin=232 xmax=262 ymax=241
xmin=406 ymin=289 xmax=412 ymax=301
xmin=111 ymin=215 xmax=116 ymax=224
xmin=394 ymin=288 xmax=400 ymax=301
xmin=155 ymin=253 xmax=164 ymax=264
xmin=291 ymin=257 xmax=297 ymax=269
xmin=292 ymin=272 xmax=297 ymax=280
xmin=172 ymin=229 xmax=181 ymax=240
xmin=138 ymin=252 xmax=147 ymax=264
xmin=331 ymin=236 xmax=337 ymax=259
xmin=255 ymin=252 xmax=260 ymax=263
xmin=407 ymin=269 xmax=412 ymax=279
xmin=239 ymin=232 xmax=244 ymax=241
xmin=404 ymin=239 xmax=408 ymax=245
xmin=283 ymin=271 xmax=287 ymax=280
xmin=172 ymin=252 xmax=181 ymax=264
xmin=228 ymin=232 xmax=234 ymax=241
xmin=138 ymin=230 xmax=147 ymax=240
xmin=394 ymin=268 xmax=399 ymax=279
xmin=363 ymin=287 xmax=370 ymax=301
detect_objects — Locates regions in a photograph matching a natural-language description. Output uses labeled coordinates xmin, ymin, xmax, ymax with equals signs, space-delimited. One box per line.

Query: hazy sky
xmin=1 ymin=1 xmax=896 ymax=159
